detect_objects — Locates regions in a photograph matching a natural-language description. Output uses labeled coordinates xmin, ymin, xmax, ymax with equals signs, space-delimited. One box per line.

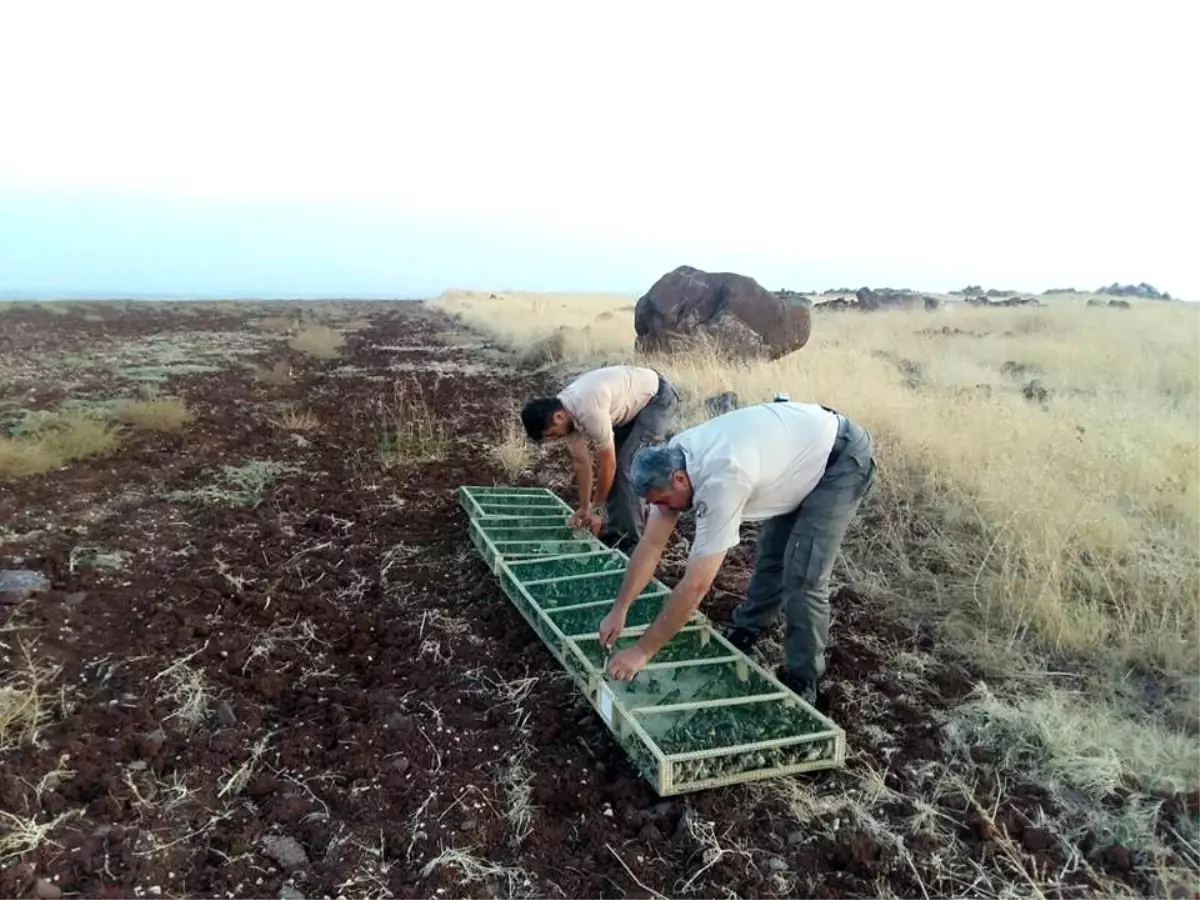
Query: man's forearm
xmin=592 ymin=450 xmax=616 ymax=506
xmin=572 ymin=455 xmax=593 ymax=510
xmin=636 ymin=580 xmax=705 ymax=656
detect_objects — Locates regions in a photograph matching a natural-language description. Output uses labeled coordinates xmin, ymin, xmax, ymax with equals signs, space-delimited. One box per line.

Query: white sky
xmin=1 ymin=1 xmax=1196 ymax=299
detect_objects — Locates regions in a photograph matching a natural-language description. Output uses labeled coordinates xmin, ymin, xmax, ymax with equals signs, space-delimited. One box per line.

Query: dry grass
xmin=253 ymin=359 xmax=294 ymax=385
xmin=0 ymin=640 xmax=62 ymax=751
xmin=276 ymin=405 xmax=320 ymax=431
xmin=429 ymin=290 xmax=1200 ymax=680
xmin=0 ymin=411 xmax=120 ymax=479
xmin=288 ymin=324 xmax=346 ymax=359
xmin=488 ymin=414 xmax=535 ymax=479
xmin=114 ymin=398 xmax=195 ymax=432
xmin=378 ymin=380 xmax=451 ymax=467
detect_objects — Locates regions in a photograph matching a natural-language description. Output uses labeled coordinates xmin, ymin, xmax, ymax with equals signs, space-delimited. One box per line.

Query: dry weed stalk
xmin=0 ymin=640 xmax=62 ymax=750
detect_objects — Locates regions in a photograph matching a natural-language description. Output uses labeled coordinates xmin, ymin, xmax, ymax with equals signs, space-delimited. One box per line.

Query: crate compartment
xmin=474 ymin=523 xmax=581 ymax=543
xmin=503 ymin=549 xmax=627 ymax=582
xmin=519 ymin=571 xmax=667 ymax=609
xmin=495 ymin=540 xmax=603 ymax=560
xmin=546 ymin=591 xmax=668 ymax=636
xmin=574 ymin=628 xmax=731 ymax=668
xmin=638 ymin=697 xmax=830 ymax=756
xmin=602 ymin=660 xmax=782 ymax=710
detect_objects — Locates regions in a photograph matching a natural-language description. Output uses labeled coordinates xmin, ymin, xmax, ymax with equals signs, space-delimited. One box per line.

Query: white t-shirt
xmin=557 ymin=365 xmax=659 ymax=450
xmin=665 ymin=402 xmax=839 ymax=559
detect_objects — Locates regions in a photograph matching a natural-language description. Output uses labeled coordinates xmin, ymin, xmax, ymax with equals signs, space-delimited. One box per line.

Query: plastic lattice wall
xmin=460 ymin=485 xmax=846 ymax=794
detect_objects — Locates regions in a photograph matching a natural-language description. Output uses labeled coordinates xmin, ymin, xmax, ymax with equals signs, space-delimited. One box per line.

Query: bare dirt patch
xmin=1 ymin=302 xmax=1195 ymax=899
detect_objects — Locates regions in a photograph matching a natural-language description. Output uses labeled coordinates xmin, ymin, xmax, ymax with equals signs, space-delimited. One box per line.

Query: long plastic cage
xmin=458 ymin=485 xmax=846 ymax=794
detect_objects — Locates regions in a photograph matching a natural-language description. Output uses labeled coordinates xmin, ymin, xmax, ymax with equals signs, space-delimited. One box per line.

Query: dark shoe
xmin=723 ymin=625 xmax=761 ymax=655
xmin=775 ymin=665 xmax=820 ymax=708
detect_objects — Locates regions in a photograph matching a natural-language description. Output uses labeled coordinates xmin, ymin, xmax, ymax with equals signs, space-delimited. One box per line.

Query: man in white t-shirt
xmin=520 ymin=365 xmax=679 ymax=548
xmin=596 ymin=400 xmax=876 ymax=706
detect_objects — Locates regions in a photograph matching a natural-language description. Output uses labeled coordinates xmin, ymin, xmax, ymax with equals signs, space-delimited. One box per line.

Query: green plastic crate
xmin=459 ymin=484 xmax=846 ymax=794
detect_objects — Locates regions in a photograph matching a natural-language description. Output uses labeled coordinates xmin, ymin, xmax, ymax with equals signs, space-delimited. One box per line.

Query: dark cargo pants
xmin=731 ymin=413 xmax=877 ymax=683
xmin=604 ymin=373 xmax=679 ymax=542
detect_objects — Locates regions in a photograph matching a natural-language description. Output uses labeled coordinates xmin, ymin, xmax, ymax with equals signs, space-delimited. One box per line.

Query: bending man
xmin=598 ymin=400 xmax=876 ymax=705
xmin=520 ymin=364 xmax=678 ymax=549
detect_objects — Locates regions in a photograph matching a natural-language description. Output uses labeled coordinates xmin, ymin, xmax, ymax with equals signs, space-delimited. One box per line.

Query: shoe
xmin=775 ymin=665 xmax=820 ymax=708
xmin=723 ymin=625 xmax=760 ymax=655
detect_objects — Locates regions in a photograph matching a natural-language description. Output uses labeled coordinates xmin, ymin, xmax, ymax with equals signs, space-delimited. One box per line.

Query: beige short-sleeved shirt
xmin=661 ymin=402 xmax=839 ymax=559
xmin=557 ymin=365 xmax=660 ymax=450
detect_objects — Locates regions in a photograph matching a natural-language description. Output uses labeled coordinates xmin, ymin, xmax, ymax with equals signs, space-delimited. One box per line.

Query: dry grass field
xmin=0 ymin=293 xmax=1197 ymax=899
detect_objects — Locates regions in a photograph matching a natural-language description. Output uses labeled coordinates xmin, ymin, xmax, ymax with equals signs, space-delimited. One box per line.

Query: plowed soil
xmin=1 ymin=302 xmax=1194 ymax=899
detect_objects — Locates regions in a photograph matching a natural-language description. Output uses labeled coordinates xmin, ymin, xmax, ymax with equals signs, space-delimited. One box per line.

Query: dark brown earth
xmin=1 ymin=302 xmax=1195 ymax=899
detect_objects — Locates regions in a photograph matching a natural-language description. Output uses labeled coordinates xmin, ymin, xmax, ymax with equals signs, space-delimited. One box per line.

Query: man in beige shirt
xmin=596 ymin=400 xmax=876 ymax=707
xmin=520 ymin=364 xmax=679 ymax=548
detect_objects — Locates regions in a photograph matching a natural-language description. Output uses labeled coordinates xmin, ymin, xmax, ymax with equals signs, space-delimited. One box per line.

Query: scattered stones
xmin=1022 ymin=379 xmax=1051 ymax=404
xmin=1001 ymin=360 xmax=1036 ymax=378
xmin=261 ymin=834 xmax=310 ymax=870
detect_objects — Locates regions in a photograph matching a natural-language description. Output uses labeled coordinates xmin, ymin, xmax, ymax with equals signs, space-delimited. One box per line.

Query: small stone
xmin=34 ymin=878 xmax=63 ymax=900
xmin=787 ymin=830 xmax=804 ymax=846
xmin=135 ymin=729 xmax=167 ymax=759
xmin=386 ymin=712 xmax=412 ymax=731
xmin=0 ymin=570 xmax=50 ymax=597
xmin=63 ymin=591 xmax=87 ymax=608
xmin=767 ymin=857 xmax=789 ymax=874
xmin=460 ymin=818 xmax=477 ymax=832
xmin=0 ymin=571 xmax=50 ymax=607
xmin=127 ymin=760 xmax=148 ymax=772
xmin=216 ymin=700 xmax=237 ymax=727
xmin=261 ymin=834 xmax=309 ymax=870
xmin=278 ymin=885 xmax=305 ymax=900
xmin=392 ymin=756 xmax=411 ymax=774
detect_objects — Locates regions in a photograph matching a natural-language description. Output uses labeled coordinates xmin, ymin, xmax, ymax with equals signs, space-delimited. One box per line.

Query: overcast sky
xmin=1 ymin=2 xmax=1195 ymax=300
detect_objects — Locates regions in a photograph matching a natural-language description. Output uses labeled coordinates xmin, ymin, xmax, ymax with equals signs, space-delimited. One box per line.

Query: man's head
xmin=520 ymin=397 xmax=574 ymax=442
xmin=631 ymin=444 xmax=692 ymax=513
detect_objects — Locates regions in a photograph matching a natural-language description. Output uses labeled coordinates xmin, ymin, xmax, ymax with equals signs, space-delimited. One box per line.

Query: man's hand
xmin=606 ymin=644 xmax=650 ymax=680
xmin=568 ymin=507 xmax=604 ymax=535
xmin=598 ymin=607 xmax=627 ymax=649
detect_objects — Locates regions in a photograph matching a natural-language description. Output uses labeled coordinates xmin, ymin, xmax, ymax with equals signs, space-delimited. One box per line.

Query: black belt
xmin=825 ymin=410 xmax=849 ymax=470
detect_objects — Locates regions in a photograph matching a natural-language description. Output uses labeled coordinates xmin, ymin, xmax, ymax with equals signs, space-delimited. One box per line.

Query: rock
xmin=704 ymin=391 xmax=739 ymax=418
xmin=392 ymin=756 xmax=411 ymax=774
xmin=787 ymin=830 xmax=805 ymax=846
xmin=134 ymin=729 xmax=167 ymax=760
xmin=634 ymin=265 xmax=811 ymax=360
xmin=386 ymin=712 xmax=412 ymax=732
xmin=0 ymin=570 xmax=50 ymax=604
xmin=63 ymin=591 xmax=87 ymax=608
xmin=34 ymin=878 xmax=62 ymax=900
xmin=216 ymin=700 xmax=237 ymax=727
xmin=278 ymin=884 xmax=306 ymax=900
xmin=460 ymin=818 xmax=477 ymax=832
xmin=1022 ymin=379 xmax=1051 ymax=404
xmin=261 ymin=834 xmax=309 ymax=870
xmin=767 ymin=857 xmax=789 ymax=873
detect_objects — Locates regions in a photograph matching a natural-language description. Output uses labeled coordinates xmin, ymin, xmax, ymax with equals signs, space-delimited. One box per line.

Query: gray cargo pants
xmin=731 ymin=412 xmax=876 ymax=684
xmin=605 ymin=372 xmax=679 ymax=542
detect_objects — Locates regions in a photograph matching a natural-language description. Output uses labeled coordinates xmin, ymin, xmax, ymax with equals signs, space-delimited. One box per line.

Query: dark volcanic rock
xmin=634 ymin=265 xmax=811 ymax=360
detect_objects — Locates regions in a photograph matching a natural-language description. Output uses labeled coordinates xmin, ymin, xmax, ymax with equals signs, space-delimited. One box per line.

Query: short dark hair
xmin=520 ymin=397 xmax=565 ymax=442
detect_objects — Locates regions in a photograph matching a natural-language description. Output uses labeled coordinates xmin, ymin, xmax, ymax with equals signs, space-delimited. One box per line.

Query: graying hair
xmin=631 ymin=444 xmax=686 ymax=496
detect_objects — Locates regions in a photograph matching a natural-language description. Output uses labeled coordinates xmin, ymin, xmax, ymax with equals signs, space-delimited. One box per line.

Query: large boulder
xmin=634 ymin=266 xmax=811 ymax=359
